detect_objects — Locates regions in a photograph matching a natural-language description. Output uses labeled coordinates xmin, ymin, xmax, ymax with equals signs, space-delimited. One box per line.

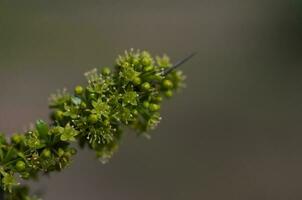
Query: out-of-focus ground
xmin=1 ymin=0 xmax=302 ymax=199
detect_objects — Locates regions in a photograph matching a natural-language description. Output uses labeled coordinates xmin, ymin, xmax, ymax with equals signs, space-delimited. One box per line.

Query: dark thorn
xmin=164 ymin=52 xmax=196 ymax=75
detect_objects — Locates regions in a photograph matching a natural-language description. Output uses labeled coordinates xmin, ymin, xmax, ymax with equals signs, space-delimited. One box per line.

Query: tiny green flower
xmin=88 ymin=114 xmax=99 ymax=124
xmin=124 ymin=91 xmax=138 ymax=106
xmin=2 ymin=173 xmax=17 ymax=192
xmin=60 ymin=124 xmax=79 ymax=142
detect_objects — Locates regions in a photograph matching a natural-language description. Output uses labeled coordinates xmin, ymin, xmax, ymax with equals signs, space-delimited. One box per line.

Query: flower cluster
xmin=0 ymin=49 xmax=186 ymax=200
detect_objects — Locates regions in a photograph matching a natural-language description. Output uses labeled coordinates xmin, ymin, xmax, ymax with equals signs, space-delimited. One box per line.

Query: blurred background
xmin=1 ymin=0 xmax=302 ymax=199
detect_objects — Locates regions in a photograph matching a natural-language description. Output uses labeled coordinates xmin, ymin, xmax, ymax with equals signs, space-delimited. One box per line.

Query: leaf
xmin=17 ymin=152 xmax=27 ymax=161
xmin=71 ymin=96 xmax=82 ymax=105
xmin=3 ymin=147 xmax=17 ymax=163
xmin=36 ymin=120 xmax=49 ymax=138
xmin=0 ymin=133 xmax=7 ymax=145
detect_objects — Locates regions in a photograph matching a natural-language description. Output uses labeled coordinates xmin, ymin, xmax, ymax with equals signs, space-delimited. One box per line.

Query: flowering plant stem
xmin=0 ymin=49 xmax=192 ymax=200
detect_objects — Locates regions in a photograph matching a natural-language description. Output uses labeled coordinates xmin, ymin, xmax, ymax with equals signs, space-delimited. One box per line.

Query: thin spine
xmin=164 ymin=52 xmax=196 ymax=75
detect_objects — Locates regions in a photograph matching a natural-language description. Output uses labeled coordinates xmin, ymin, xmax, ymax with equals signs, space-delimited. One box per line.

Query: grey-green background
xmin=1 ymin=0 xmax=302 ymax=199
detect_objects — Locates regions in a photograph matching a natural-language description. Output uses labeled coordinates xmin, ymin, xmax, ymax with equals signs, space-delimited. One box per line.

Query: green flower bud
xmin=74 ymin=86 xmax=84 ymax=95
xmin=57 ymin=148 xmax=65 ymax=157
xmin=153 ymin=96 xmax=163 ymax=103
xmin=132 ymin=77 xmax=141 ymax=85
xmin=88 ymin=114 xmax=98 ymax=124
xmin=11 ymin=134 xmax=22 ymax=144
xmin=143 ymin=101 xmax=150 ymax=108
xmin=165 ymin=90 xmax=173 ymax=97
xmin=143 ymin=65 xmax=154 ymax=72
xmin=41 ymin=149 xmax=51 ymax=158
xmin=141 ymin=82 xmax=151 ymax=91
xmin=101 ymin=67 xmax=111 ymax=76
xmin=149 ymin=103 xmax=160 ymax=112
xmin=162 ymin=79 xmax=173 ymax=89
xmin=16 ymin=161 xmax=26 ymax=171
xmin=142 ymin=57 xmax=152 ymax=66
xmin=54 ymin=110 xmax=64 ymax=120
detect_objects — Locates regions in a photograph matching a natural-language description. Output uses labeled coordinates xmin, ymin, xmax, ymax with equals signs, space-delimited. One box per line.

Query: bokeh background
xmin=1 ymin=0 xmax=302 ymax=199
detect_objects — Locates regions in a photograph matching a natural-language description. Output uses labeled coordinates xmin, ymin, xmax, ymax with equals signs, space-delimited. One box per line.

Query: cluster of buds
xmin=0 ymin=49 xmax=188 ymax=200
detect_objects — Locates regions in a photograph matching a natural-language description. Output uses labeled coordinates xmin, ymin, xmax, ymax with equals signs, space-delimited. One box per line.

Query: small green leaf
xmin=71 ymin=96 xmax=82 ymax=105
xmin=3 ymin=147 xmax=17 ymax=163
xmin=36 ymin=120 xmax=49 ymax=138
